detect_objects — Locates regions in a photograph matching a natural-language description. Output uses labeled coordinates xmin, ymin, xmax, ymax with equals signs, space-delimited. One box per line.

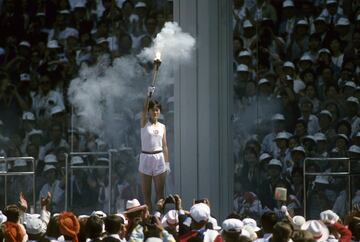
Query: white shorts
xmin=139 ymin=152 xmax=166 ymax=176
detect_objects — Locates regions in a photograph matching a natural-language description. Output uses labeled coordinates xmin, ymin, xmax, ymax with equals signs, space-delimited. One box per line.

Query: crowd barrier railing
xmin=303 ymin=157 xmax=351 ymax=219
xmin=0 ymin=156 xmax=36 ymax=211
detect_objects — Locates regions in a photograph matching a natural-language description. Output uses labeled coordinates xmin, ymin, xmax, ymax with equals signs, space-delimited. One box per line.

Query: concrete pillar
xmin=173 ymin=0 xmax=233 ymax=219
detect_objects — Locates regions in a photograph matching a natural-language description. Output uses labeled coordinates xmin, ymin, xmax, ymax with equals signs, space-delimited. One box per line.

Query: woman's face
xmin=306 ymin=86 xmax=316 ymax=98
xmin=148 ymin=107 xmax=161 ymax=121
xmin=330 ymin=39 xmax=341 ymax=53
xmin=295 ymin=123 xmax=306 ymax=137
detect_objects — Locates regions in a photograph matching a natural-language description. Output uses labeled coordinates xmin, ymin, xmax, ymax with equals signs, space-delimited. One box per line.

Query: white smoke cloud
xmin=67 ymin=22 xmax=196 ymax=148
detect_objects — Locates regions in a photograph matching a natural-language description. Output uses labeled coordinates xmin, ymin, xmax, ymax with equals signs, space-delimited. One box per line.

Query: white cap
xmin=13 ymin=159 xmax=27 ymax=167
xmin=222 ymin=219 xmax=244 ymax=232
xmin=355 ymin=132 xmax=360 ymax=138
xmin=36 ymin=12 xmax=45 ymax=17
xmin=19 ymin=41 xmax=31 ymax=48
xmin=336 ymin=133 xmax=349 ymax=142
xmin=283 ymin=0 xmax=294 ymax=8
xmin=71 ymin=156 xmax=84 ymax=165
xmin=300 ymin=54 xmax=313 ymax=62
xmin=292 ymin=216 xmax=306 ymax=230
xmin=146 ymin=238 xmax=162 ymax=242
xmin=208 ymin=217 xmax=221 ymax=230
xmin=268 ymin=159 xmax=283 ymax=168
xmin=272 ymin=113 xmax=285 ymax=121
xmin=291 ymin=146 xmax=305 ymax=154
xmin=259 ymin=153 xmax=272 ymax=161
xmin=43 ymin=164 xmax=56 ymax=172
xmin=50 ymin=105 xmax=65 ymax=116
xmin=74 ymin=2 xmax=86 ymax=8
xmin=96 ymin=37 xmax=108 ymax=45
xmin=345 ymin=81 xmax=357 ymax=89
xmin=315 ymin=16 xmax=327 ymax=23
xmin=44 ymin=154 xmax=57 ymax=163
xmin=318 ymin=110 xmax=333 ymax=120
xmin=20 ymin=73 xmax=31 ymax=81
xmin=326 ymin=0 xmax=337 ymax=4
xmin=296 ymin=19 xmax=308 ymax=26
xmin=47 ymin=40 xmax=60 ymax=49
xmin=357 ymin=15 xmax=360 ymax=21
xmin=336 ymin=17 xmax=350 ymax=26
xmin=237 ymin=64 xmax=249 ymax=72
xmin=238 ymin=50 xmax=251 ymax=57
xmin=242 ymin=218 xmax=260 ymax=232
xmin=190 ymin=203 xmax=210 ymax=222
xmin=91 ymin=211 xmax=107 ymax=218
xmin=283 ymin=61 xmax=295 ymax=69
xmin=274 ymin=132 xmax=290 ymax=140
xmin=314 ymin=132 xmax=327 ymax=142
xmin=161 ymin=210 xmax=179 ymax=227
xmin=135 ymin=2 xmax=147 ymax=8
xmin=59 ymin=10 xmax=70 ymax=15
xmin=97 ymin=157 xmax=109 ymax=163
xmin=349 ymin=145 xmax=360 ymax=154
xmin=258 ymin=78 xmax=270 ymax=85
xmin=346 ymin=96 xmax=359 ymax=105
xmin=28 ymin=129 xmax=43 ymax=137
xmin=24 ymin=214 xmax=47 ymax=235
xmin=318 ymin=48 xmax=331 ymax=55
xmin=314 ymin=175 xmax=329 ymax=184
xmin=303 ymin=135 xmax=317 ymax=143
xmin=64 ymin=28 xmax=79 ymax=39
xmin=0 ymin=48 xmax=5 ymax=56
xmin=243 ymin=20 xmax=253 ymax=28
xmin=320 ymin=210 xmax=339 ymax=224
xmin=22 ymin=112 xmax=35 ymax=121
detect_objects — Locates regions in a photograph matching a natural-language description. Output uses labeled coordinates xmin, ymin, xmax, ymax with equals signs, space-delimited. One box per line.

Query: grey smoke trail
xmin=68 ymin=22 xmax=196 ymax=147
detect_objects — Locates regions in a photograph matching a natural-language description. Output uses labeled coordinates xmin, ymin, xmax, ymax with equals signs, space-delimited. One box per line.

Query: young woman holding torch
xmin=139 ymin=53 xmax=170 ymax=211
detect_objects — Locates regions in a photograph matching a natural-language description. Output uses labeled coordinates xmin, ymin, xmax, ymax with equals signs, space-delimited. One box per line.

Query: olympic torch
xmin=149 ymin=52 xmax=162 ymax=98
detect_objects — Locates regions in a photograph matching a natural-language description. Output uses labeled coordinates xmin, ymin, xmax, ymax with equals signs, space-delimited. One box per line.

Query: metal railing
xmin=303 ymin=157 xmax=351 ymax=219
xmin=64 ymin=150 xmax=116 ymax=214
xmin=0 ymin=156 xmax=36 ymax=210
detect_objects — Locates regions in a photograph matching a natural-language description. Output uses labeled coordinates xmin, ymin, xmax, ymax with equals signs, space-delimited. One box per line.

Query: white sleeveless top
xmin=141 ymin=121 xmax=165 ymax=152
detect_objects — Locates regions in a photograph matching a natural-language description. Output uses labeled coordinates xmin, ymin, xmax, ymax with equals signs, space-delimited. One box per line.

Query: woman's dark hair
xmin=105 ymin=215 xmax=124 ymax=234
xmin=148 ymin=99 xmax=162 ymax=111
xmin=336 ymin=119 xmax=352 ymax=137
xmin=3 ymin=205 xmax=20 ymax=222
xmin=86 ymin=216 xmax=104 ymax=239
xmin=78 ymin=217 xmax=89 ymax=242
xmin=45 ymin=216 xmax=61 ymax=238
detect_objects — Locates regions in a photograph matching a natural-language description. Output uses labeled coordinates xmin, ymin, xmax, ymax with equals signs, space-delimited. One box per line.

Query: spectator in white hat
xmin=258 ymin=159 xmax=293 ymax=209
xmin=39 ymin=164 xmax=65 ymax=213
xmin=32 ymin=73 xmax=65 ymax=120
xmin=304 ymin=84 xmax=320 ymax=113
xmin=179 ymin=202 xmax=221 ymax=242
xmin=298 ymin=97 xmax=320 ymax=135
xmin=318 ymin=110 xmax=336 ymax=143
xmin=221 ymin=218 xmax=246 ymax=241
xmin=248 ymin=0 xmax=277 ymax=23
xmin=329 ymin=37 xmax=344 ymax=69
xmin=279 ymin=0 xmax=296 ymax=38
xmin=303 ymin=33 xmax=322 ymax=62
xmin=287 ymin=19 xmax=310 ymax=60
xmin=319 ymin=0 xmax=344 ymax=26
xmin=241 ymin=20 xmax=256 ymax=50
xmin=261 ymin=113 xmax=287 ymax=155
xmin=344 ymin=96 xmax=360 ymax=137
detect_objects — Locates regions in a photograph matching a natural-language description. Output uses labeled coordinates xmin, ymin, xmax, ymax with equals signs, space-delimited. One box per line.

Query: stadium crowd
xmin=1 ymin=0 xmax=360 ymax=240
xmin=232 ymin=0 xmax=360 ymax=221
xmin=0 ymin=0 xmax=173 ymax=214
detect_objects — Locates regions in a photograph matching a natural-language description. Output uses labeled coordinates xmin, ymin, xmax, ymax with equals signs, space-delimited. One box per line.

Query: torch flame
xmin=155 ymin=52 xmax=161 ymax=61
